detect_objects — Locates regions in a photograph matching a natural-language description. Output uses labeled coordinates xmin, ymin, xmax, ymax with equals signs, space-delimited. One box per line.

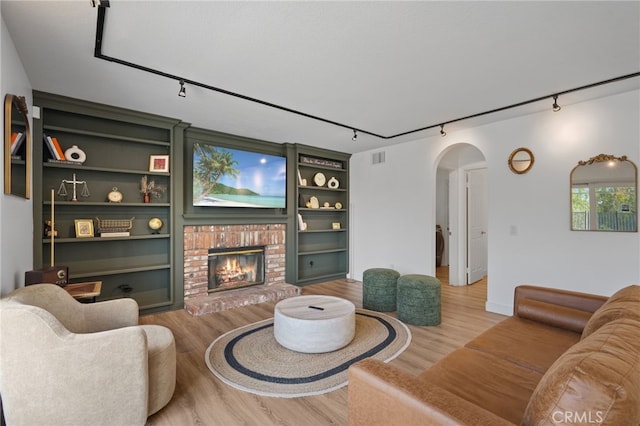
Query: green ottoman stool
xmin=363 ymin=268 xmax=400 ymax=312
xmin=397 ymin=274 xmax=441 ymax=326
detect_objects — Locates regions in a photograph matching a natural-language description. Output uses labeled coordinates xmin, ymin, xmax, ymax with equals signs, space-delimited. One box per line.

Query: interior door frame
xmin=448 ymin=161 xmax=487 ymax=286
xmin=467 ymin=167 xmax=488 ymax=284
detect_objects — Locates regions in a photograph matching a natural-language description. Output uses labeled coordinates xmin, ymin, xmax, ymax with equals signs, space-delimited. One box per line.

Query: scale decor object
xmin=57 ymin=173 xmax=89 ymax=201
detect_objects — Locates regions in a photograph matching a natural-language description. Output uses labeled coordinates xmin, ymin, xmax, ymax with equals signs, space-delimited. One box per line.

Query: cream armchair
xmin=0 ymin=284 xmax=175 ymax=426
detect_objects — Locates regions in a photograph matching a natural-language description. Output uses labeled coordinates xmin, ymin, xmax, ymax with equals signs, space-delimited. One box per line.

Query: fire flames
xmin=214 ymin=256 xmax=256 ymax=287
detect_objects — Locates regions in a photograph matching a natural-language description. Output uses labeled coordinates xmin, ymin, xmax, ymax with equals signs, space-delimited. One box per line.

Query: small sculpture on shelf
xmin=140 ymin=175 xmax=166 ymax=203
xmin=44 ymin=220 xmax=57 ymax=238
xmin=57 ymin=173 xmax=90 ymax=201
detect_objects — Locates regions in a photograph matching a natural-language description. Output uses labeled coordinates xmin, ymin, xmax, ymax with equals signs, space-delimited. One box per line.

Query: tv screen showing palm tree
xmin=193 ymin=143 xmax=287 ymax=208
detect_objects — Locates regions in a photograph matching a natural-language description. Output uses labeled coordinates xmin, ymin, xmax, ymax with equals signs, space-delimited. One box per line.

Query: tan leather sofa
xmin=348 ymin=284 xmax=640 ymax=425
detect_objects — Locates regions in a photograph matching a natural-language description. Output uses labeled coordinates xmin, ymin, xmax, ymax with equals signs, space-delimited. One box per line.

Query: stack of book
xmin=100 ymin=230 xmax=130 ymax=238
xmin=43 ymin=134 xmax=66 ymax=161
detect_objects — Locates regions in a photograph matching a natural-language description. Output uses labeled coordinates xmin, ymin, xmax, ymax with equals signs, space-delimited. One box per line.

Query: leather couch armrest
xmin=513 ymin=285 xmax=607 ymax=332
xmin=348 ymin=358 xmax=514 ymax=426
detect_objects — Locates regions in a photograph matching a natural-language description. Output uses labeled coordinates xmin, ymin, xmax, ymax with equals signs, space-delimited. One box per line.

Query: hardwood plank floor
xmin=141 ymin=268 xmax=506 ymax=425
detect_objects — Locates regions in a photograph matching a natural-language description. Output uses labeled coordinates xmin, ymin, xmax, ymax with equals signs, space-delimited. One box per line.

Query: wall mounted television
xmin=193 ymin=143 xmax=287 ymax=208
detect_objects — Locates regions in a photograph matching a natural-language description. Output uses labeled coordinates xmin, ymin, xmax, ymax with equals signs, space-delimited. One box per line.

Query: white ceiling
xmin=2 ymin=1 xmax=639 ymax=154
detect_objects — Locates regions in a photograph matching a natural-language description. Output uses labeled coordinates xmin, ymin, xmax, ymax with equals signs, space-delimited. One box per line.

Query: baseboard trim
xmin=485 ymin=300 xmax=512 ymax=316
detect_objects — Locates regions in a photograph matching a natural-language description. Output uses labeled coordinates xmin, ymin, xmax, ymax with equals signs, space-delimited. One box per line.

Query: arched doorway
xmin=435 ymin=143 xmax=487 ymax=286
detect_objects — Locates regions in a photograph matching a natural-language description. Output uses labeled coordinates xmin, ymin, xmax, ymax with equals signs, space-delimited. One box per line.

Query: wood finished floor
xmin=141 ymin=268 xmax=506 ymax=425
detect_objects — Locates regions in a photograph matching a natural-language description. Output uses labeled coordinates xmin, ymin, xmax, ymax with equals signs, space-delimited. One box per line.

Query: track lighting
xmin=178 ymin=80 xmax=186 ymax=98
xmin=552 ymin=95 xmax=561 ymax=112
xmin=352 ymin=129 xmax=358 ymax=141
xmin=90 ymin=0 xmax=110 ymax=7
xmin=440 ymin=124 xmax=446 ymax=137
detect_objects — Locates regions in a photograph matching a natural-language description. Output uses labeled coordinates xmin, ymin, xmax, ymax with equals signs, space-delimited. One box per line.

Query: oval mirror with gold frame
xmin=570 ymin=154 xmax=637 ymax=232
xmin=508 ymin=147 xmax=534 ymax=174
xmin=4 ymin=94 xmax=31 ymax=199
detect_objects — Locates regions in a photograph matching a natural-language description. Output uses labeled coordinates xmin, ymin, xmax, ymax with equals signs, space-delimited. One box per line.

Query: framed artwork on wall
xmin=149 ymin=155 xmax=169 ymax=172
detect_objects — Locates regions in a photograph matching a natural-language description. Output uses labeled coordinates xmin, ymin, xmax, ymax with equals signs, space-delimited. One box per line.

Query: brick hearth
xmin=184 ymin=282 xmax=300 ymax=316
xmin=183 ymin=224 xmax=300 ymax=316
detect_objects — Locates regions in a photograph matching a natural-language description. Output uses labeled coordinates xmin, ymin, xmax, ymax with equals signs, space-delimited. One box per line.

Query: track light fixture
xmin=92 ymin=6 xmax=640 ymax=141
xmin=90 ymin=0 xmax=110 ymax=7
xmin=352 ymin=129 xmax=358 ymax=141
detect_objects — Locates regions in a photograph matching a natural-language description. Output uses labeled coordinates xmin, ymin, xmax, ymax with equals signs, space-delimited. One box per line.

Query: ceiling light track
xmin=93 ymin=4 xmax=640 ymax=141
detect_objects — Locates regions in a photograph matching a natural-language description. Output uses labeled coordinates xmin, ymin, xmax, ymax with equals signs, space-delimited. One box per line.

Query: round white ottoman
xmin=274 ymin=295 xmax=356 ymax=353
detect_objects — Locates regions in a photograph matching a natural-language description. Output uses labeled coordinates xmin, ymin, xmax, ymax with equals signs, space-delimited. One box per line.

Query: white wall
xmin=350 ymin=89 xmax=640 ymax=315
xmin=1 ymin=15 xmax=34 ymax=295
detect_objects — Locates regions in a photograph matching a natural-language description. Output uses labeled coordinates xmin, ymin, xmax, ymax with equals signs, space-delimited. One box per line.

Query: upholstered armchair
xmin=0 ymin=284 xmax=175 ymax=425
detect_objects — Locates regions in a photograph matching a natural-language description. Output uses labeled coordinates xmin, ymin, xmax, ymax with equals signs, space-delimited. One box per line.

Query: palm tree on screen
xmin=193 ymin=144 xmax=240 ymax=202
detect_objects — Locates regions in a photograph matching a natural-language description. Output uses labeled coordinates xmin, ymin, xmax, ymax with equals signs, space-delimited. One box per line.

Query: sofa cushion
xmin=418 ymin=347 xmax=544 ymax=424
xmin=516 ymin=297 xmax=593 ymax=333
xmin=582 ymin=285 xmax=640 ymax=339
xmin=523 ymin=318 xmax=640 ymax=426
xmin=465 ymin=316 xmax=581 ymax=374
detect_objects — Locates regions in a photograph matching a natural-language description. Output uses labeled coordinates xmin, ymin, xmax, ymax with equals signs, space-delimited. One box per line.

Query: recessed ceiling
xmin=2 ymin=1 xmax=639 ymax=154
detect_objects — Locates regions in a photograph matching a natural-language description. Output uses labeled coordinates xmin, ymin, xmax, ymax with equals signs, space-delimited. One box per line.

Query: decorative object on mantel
xmin=57 ymin=173 xmax=89 ymax=201
xmin=140 ymin=175 xmax=166 ymax=203
xmin=327 ymin=176 xmax=340 ymax=189
xmin=205 ymin=309 xmax=411 ymax=398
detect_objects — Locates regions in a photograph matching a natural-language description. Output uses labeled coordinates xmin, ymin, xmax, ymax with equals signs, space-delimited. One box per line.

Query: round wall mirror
xmin=508 ymin=147 xmax=534 ymax=174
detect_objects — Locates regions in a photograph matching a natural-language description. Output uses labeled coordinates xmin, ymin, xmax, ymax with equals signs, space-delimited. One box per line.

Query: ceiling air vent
xmin=372 ymin=151 xmax=386 ymax=165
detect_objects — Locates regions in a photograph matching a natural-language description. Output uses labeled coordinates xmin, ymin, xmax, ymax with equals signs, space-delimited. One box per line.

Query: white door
xmin=448 ymin=169 xmax=465 ymax=286
xmin=467 ymin=168 xmax=488 ymax=284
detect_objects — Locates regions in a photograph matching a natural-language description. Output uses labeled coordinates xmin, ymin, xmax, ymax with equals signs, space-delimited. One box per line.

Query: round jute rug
xmin=205 ymin=309 xmax=411 ymax=398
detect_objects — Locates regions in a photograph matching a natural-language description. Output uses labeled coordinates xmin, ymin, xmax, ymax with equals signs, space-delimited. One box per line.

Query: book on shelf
xmin=43 ymin=134 xmax=57 ymax=159
xmin=43 ymin=135 xmax=65 ymax=160
xmin=51 ymin=137 xmax=66 ymax=160
xmin=10 ymin=132 xmax=25 ymax=155
xmin=100 ymin=231 xmax=131 ymax=238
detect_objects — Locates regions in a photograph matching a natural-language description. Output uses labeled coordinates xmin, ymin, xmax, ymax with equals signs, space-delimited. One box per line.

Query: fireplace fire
xmin=208 ymin=246 xmax=265 ymax=292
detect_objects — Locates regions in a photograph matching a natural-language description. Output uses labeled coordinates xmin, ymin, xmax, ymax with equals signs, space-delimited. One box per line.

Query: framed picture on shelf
xmin=74 ymin=219 xmax=94 ymax=238
xmin=149 ymin=155 xmax=169 ymax=172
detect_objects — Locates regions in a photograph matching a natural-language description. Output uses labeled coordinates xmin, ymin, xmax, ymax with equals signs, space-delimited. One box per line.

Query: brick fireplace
xmin=183 ymin=224 xmax=300 ymax=315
